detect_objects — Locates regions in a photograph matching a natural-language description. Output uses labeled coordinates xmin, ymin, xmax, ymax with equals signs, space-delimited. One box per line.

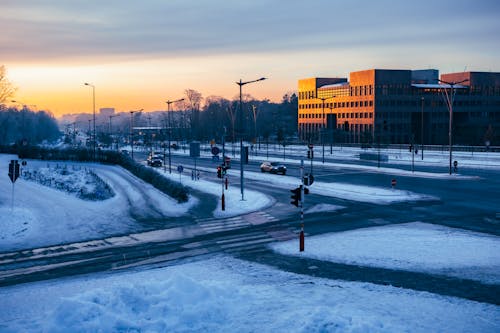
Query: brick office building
xmin=298 ymin=69 xmax=500 ymax=146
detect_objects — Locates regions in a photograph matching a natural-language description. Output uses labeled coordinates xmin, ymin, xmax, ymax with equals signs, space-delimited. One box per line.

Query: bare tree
xmin=184 ymin=89 xmax=203 ymax=140
xmin=0 ymin=65 xmax=17 ymax=104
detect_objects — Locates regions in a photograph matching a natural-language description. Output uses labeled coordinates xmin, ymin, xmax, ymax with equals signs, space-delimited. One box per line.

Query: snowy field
xmin=272 ymin=222 xmax=500 ymax=284
xmin=0 ymin=256 xmax=498 ymax=333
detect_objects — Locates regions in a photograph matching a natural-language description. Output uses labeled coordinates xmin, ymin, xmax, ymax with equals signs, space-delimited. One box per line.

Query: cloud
xmin=2 ymin=0 xmax=499 ymax=63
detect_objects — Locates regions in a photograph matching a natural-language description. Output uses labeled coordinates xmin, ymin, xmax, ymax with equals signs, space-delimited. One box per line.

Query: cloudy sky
xmin=2 ymin=0 xmax=499 ymax=117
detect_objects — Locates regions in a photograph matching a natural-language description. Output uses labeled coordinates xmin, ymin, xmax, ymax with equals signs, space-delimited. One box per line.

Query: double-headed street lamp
xmin=236 ymin=77 xmax=266 ymax=200
xmin=84 ymin=83 xmax=96 ymax=160
xmin=165 ymin=98 xmax=185 ymax=173
xmin=438 ymin=78 xmax=469 ymax=175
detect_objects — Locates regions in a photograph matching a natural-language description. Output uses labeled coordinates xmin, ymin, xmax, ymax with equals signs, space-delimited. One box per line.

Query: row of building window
xmin=299 ymin=100 xmax=374 ymax=109
xmin=299 ymin=112 xmax=374 ymax=120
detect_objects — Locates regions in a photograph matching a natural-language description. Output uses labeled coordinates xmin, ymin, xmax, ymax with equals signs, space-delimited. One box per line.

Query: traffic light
xmin=217 ymin=166 xmax=222 ymax=178
xmin=290 ymin=186 xmax=302 ymax=207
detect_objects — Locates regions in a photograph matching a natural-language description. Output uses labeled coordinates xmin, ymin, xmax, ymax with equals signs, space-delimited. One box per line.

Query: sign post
xmin=8 ymin=160 xmax=20 ymax=210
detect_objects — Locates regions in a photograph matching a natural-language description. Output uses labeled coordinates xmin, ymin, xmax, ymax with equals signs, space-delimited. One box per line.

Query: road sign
xmin=303 ymin=173 xmax=314 ymax=186
xmin=189 ymin=142 xmax=200 ymax=157
xmin=8 ymin=160 xmax=20 ymax=183
xmin=177 ymin=165 xmax=184 ymax=173
xmin=211 ymin=146 xmax=220 ymax=155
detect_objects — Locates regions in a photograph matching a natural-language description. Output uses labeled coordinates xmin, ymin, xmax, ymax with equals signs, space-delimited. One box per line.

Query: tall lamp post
xmin=109 ymin=114 xmax=120 ymax=150
xmin=236 ymin=77 xmax=266 ymax=200
xmin=84 ymin=83 xmax=96 ymax=160
xmin=438 ymin=78 xmax=468 ymax=175
xmin=165 ymin=98 xmax=185 ymax=173
xmin=129 ymin=109 xmax=143 ymax=160
xmin=317 ymin=97 xmax=334 ymax=163
xmin=420 ymin=97 xmax=424 ymax=160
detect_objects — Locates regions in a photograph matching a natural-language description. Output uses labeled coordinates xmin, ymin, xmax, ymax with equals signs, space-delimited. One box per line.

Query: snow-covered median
xmin=271 ymin=222 xmax=500 ymax=284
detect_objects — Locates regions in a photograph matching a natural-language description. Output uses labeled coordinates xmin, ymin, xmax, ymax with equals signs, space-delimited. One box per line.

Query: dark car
xmin=260 ymin=161 xmax=287 ymax=175
xmin=147 ymin=154 xmax=163 ymax=167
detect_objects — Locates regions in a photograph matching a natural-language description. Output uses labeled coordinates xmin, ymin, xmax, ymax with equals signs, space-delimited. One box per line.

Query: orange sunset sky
xmin=2 ymin=0 xmax=499 ymax=118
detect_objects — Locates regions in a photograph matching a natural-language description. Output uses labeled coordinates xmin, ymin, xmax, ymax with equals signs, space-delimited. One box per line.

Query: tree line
xmin=65 ymin=91 xmax=298 ymax=146
xmin=0 ymin=65 xmax=61 ymax=146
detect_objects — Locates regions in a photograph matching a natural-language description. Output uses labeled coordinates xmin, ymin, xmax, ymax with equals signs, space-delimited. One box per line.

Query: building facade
xmin=298 ymin=69 xmax=500 ymax=146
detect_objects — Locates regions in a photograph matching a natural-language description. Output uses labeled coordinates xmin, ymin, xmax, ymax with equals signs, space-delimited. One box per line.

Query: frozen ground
xmin=0 ymin=256 xmax=498 ymax=333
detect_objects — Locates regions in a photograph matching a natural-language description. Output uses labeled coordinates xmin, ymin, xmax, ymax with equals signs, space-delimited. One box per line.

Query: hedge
xmin=1 ymin=145 xmax=189 ymax=203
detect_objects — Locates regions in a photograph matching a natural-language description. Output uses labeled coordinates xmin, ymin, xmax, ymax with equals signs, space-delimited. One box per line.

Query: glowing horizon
xmin=2 ymin=1 xmax=499 ymax=118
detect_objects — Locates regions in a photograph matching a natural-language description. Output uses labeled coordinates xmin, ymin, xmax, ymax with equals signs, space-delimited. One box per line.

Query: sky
xmin=2 ymin=0 xmax=500 ymax=117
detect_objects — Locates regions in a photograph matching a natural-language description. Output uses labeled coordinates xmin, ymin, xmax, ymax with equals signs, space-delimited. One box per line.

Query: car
xmin=147 ymin=153 xmax=163 ymax=167
xmin=260 ymin=161 xmax=287 ymax=175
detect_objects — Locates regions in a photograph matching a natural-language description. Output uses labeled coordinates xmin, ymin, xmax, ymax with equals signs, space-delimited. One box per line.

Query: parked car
xmin=260 ymin=161 xmax=287 ymax=175
xmin=147 ymin=153 xmax=163 ymax=167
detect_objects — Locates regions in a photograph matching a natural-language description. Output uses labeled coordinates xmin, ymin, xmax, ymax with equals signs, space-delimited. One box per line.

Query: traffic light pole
xmin=300 ymin=159 xmax=305 ymax=251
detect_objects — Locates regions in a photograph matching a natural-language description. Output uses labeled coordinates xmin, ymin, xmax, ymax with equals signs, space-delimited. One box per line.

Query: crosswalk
xmin=196 ymin=211 xmax=279 ymax=233
xmin=196 ymin=211 xmax=296 ymax=254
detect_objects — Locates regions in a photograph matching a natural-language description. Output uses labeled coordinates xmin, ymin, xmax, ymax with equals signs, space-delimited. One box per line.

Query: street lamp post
xmin=236 ymin=77 xmax=266 ymax=200
xmin=166 ymin=98 xmax=185 ymax=173
xmin=420 ymin=97 xmax=424 ymax=160
xmin=84 ymin=83 xmax=96 ymax=160
xmin=109 ymin=114 xmax=120 ymax=150
xmin=129 ymin=109 xmax=143 ymax=160
xmin=438 ymin=78 xmax=469 ymax=175
xmin=317 ymin=97 xmax=334 ymax=163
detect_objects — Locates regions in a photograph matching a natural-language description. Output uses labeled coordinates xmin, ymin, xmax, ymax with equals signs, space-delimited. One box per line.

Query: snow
xmin=271 ymin=222 xmax=500 ymax=284
xmin=1 ymin=148 xmax=499 ymax=332
xmin=154 ymin=167 xmax=273 ymax=218
xmin=0 ymin=154 xmax=197 ymax=251
xmin=0 ymin=256 xmax=498 ymax=333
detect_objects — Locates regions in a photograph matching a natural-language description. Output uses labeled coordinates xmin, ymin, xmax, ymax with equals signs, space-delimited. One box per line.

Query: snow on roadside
xmin=0 ymin=255 xmax=498 ymax=333
xmin=152 ymin=167 xmax=273 ymax=218
xmin=0 ymin=154 xmax=196 ymax=252
xmin=271 ymin=222 xmax=500 ymax=284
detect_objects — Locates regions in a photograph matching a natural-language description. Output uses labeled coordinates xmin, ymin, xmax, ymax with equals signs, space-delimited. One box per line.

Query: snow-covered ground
xmin=0 ymin=256 xmax=498 ymax=333
xmin=272 ymin=222 xmax=500 ymax=284
xmin=1 ymin=149 xmax=499 ymax=332
xmin=0 ymin=154 xmax=197 ymax=251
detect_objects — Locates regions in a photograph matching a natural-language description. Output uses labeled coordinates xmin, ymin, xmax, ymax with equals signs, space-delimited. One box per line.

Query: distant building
xmin=99 ymin=108 xmax=115 ymax=117
xmin=298 ymin=69 xmax=500 ymax=146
